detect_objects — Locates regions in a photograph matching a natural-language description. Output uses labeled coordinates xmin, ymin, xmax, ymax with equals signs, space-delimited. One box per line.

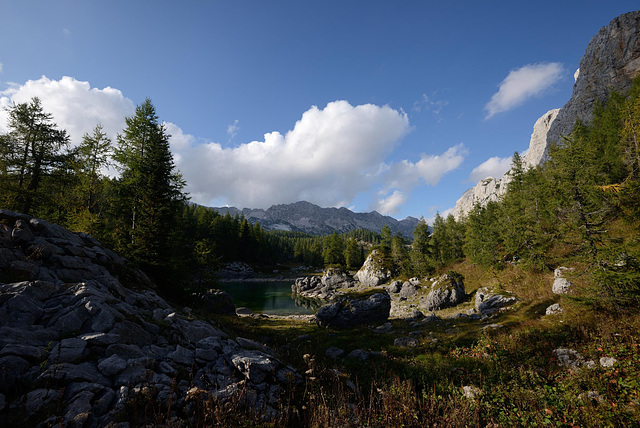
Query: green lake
xmin=216 ymin=280 xmax=323 ymax=315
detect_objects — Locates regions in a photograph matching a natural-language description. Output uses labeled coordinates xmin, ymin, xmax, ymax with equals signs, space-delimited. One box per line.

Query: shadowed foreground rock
xmin=315 ymin=290 xmax=391 ymax=328
xmin=0 ymin=209 xmax=301 ymax=427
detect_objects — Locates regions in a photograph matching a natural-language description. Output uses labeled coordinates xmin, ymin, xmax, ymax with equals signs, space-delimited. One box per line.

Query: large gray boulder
xmin=422 ymin=273 xmax=465 ymax=311
xmin=315 ymin=290 xmax=391 ymax=328
xmin=475 ymin=287 xmax=518 ymax=316
xmin=355 ymin=249 xmax=391 ymax=287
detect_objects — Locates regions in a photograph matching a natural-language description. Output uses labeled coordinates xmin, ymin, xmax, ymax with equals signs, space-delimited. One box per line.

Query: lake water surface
xmin=217 ymin=280 xmax=322 ymax=315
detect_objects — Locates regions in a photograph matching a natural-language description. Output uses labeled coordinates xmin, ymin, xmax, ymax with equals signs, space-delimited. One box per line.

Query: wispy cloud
xmin=373 ymin=143 xmax=467 ymax=214
xmin=227 ymin=119 xmax=240 ymax=142
xmin=412 ymin=92 xmax=449 ymax=121
xmin=468 ymin=155 xmax=512 ymax=182
xmin=63 ymin=28 xmax=71 ymax=38
xmin=0 ymin=63 xmax=3 ymax=73
xmin=485 ymin=62 xmax=563 ymax=119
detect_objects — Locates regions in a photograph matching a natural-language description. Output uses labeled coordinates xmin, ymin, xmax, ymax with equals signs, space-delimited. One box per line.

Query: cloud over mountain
xmin=0 ymin=75 xmax=467 ymax=215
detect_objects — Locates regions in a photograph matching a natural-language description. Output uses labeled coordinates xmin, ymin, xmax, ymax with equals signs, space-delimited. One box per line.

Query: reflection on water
xmin=217 ymin=281 xmax=325 ymax=315
xmin=292 ymin=293 xmax=325 ymax=311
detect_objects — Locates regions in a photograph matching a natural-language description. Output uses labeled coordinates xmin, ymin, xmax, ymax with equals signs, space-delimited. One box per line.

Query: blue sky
xmin=1 ymin=1 xmax=638 ymax=221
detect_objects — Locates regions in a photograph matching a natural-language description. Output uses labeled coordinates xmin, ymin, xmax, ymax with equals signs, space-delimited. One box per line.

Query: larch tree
xmin=0 ymin=97 xmax=69 ymax=214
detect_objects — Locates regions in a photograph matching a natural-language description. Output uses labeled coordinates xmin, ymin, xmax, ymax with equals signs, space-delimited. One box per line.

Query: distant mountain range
xmin=210 ymin=201 xmax=420 ymax=237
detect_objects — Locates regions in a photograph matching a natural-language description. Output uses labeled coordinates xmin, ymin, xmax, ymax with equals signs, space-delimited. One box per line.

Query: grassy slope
xmin=213 ymin=258 xmax=640 ymax=427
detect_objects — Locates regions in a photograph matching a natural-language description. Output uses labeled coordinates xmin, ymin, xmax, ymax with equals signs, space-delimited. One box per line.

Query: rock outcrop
xmin=315 ymin=290 xmax=391 ymax=329
xmin=452 ymin=108 xmax=559 ymax=220
xmin=422 ymin=274 xmax=466 ymax=311
xmin=453 ymin=11 xmax=640 ymax=220
xmin=355 ymin=249 xmax=391 ymax=287
xmin=292 ymin=268 xmax=354 ymax=300
xmin=474 ymin=287 xmax=518 ymax=316
xmin=0 ymin=210 xmax=300 ymax=426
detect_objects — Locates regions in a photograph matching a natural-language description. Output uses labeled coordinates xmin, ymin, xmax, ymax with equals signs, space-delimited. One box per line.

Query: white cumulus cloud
xmin=174 ymin=100 xmax=410 ymax=209
xmin=485 ymin=62 xmax=564 ymax=119
xmin=469 ymin=155 xmax=512 ymax=182
xmin=0 ymin=75 xmax=135 ymax=144
xmin=0 ymin=75 xmax=464 ymax=215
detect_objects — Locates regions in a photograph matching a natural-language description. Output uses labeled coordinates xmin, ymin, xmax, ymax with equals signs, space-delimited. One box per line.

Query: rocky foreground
xmin=0 ymin=210 xmax=300 ymax=427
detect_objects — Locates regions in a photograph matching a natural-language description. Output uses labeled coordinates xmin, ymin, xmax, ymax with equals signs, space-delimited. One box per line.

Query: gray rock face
xmin=315 ymin=291 xmax=391 ymax=328
xmin=547 ymin=11 xmax=640 ymax=145
xmin=452 ymin=108 xmax=558 ymax=221
xmin=0 ymin=210 xmax=298 ymax=427
xmin=422 ymin=274 xmax=465 ymax=311
xmin=522 ymin=108 xmax=561 ymax=167
xmin=355 ymin=249 xmax=391 ymax=287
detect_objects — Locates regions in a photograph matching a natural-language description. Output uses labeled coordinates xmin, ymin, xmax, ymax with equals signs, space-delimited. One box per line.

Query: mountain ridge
xmin=209 ymin=200 xmax=420 ymax=237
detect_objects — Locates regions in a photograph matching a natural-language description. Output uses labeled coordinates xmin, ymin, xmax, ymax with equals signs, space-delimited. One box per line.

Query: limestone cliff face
xmin=453 ymin=11 xmax=640 ymax=221
xmin=523 ymin=108 xmax=561 ymax=167
xmin=547 ymin=11 xmax=640 ymax=144
xmin=452 ymin=108 xmax=558 ymax=220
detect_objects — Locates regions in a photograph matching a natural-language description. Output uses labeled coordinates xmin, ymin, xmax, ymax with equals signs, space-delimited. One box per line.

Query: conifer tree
xmin=0 ymin=97 xmax=69 ymax=214
xmin=113 ymin=99 xmax=186 ymax=268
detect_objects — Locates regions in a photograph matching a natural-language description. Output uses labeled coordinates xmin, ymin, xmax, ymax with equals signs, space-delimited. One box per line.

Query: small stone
xmin=324 ymin=347 xmax=344 ymax=359
xmin=552 ymin=278 xmax=573 ymax=295
xmin=347 ymin=349 xmax=370 ymax=361
xmin=393 ymin=337 xmax=418 ymax=348
xmin=236 ymin=307 xmax=254 ymax=316
xmin=545 ymin=303 xmax=564 ymax=315
xmin=600 ymin=357 xmax=617 ymax=368
xmin=463 ymin=385 xmax=482 ymax=399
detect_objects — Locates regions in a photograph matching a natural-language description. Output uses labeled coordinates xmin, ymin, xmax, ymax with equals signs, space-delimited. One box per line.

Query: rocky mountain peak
xmin=453 ymin=11 xmax=640 ymax=220
xmin=547 ymin=11 xmax=640 ymax=144
xmin=212 ymin=201 xmax=420 ymax=237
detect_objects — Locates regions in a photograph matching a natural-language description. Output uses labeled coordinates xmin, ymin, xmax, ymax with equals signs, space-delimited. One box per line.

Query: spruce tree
xmin=113 ymin=99 xmax=186 ymax=269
